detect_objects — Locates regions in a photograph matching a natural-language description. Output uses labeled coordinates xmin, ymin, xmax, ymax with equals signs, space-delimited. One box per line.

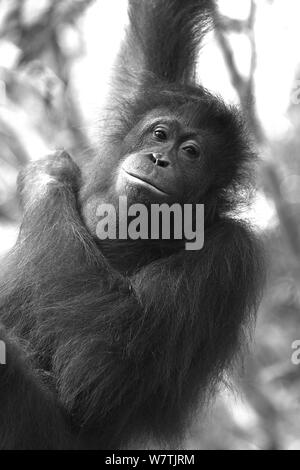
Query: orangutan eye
xmin=153 ymin=127 xmax=168 ymax=141
xmin=181 ymin=142 xmax=200 ymax=158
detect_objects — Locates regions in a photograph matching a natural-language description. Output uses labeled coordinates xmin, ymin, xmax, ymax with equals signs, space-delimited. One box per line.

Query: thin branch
xmin=215 ymin=1 xmax=300 ymax=263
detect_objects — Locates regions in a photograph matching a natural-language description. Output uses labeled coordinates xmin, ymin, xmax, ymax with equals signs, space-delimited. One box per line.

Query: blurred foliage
xmin=0 ymin=0 xmax=93 ymax=225
xmin=0 ymin=0 xmax=300 ymax=450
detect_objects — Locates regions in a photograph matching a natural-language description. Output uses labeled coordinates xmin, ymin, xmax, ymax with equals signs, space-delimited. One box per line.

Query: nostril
xmin=156 ymin=159 xmax=169 ymax=167
xmin=148 ymin=153 xmax=157 ymax=163
xmin=149 ymin=153 xmax=170 ymax=167
xmin=152 ymin=153 xmax=161 ymax=161
xmin=151 ymin=153 xmax=170 ymax=167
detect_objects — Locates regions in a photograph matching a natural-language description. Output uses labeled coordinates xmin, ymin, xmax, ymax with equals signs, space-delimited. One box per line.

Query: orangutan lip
xmin=123 ymin=169 xmax=169 ymax=195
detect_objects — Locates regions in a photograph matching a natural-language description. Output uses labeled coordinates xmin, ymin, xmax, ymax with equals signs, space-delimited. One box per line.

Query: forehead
xmin=139 ymin=107 xmax=201 ymax=134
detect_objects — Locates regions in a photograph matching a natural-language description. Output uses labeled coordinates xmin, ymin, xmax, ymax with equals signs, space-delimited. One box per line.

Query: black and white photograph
xmin=0 ymin=0 xmax=299 ymax=452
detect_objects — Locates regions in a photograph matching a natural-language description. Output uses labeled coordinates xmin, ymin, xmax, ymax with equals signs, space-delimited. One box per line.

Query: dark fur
xmin=0 ymin=0 xmax=263 ymax=449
